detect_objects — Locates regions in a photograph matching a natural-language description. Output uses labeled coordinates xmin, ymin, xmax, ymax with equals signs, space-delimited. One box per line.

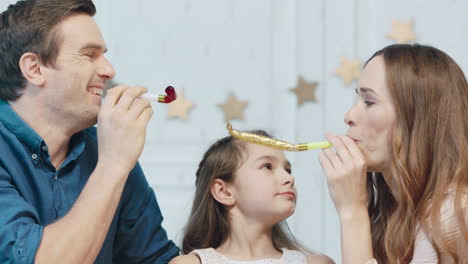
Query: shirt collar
xmin=0 ymin=99 xmax=43 ymax=154
xmin=0 ymin=99 xmax=87 ymax=167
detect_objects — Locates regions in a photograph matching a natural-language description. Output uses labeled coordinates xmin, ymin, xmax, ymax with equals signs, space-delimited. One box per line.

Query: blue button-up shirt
xmin=0 ymin=100 xmax=179 ymax=263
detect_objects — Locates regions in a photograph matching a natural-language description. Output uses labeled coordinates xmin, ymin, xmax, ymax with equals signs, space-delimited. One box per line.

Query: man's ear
xmin=18 ymin=52 xmax=46 ymax=87
xmin=210 ymin=179 xmax=235 ymax=206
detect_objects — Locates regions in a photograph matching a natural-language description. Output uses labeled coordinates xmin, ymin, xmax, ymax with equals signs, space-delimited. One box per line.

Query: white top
xmin=409 ymin=227 xmax=438 ymax=263
xmin=365 ymin=228 xmax=439 ymax=264
xmin=368 ymin=191 xmax=467 ymax=264
xmin=190 ymin=248 xmax=307 ymax=264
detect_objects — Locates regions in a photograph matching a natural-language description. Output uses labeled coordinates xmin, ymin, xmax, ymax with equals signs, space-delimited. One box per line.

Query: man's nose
xmin=97 ymin=56 xmax=115 ymax=80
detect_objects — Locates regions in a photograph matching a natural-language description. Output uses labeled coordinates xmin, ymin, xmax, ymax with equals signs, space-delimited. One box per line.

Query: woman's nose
xmin=344 ymin=107 xmax=356 ymax=127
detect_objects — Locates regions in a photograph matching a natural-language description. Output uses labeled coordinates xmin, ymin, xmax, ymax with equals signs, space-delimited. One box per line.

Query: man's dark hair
xmin=0 ymin=0 xmax=96 ymax=101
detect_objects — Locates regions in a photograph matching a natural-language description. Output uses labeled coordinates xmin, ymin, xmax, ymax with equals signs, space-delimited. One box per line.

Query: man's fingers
xmin=102 ymin=85 xmax=126 ymax=109
xmin=114 ymin=86 xmax=147 ymax=111
xmin=138 ymin=107 xmax=154 ymax=125
xmin=128 ymin=98 xmax=152 ymax=120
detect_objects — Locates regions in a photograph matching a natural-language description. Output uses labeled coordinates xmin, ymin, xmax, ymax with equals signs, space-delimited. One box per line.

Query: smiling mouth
xmin=88 ymin=87 xmax=103 ymax=96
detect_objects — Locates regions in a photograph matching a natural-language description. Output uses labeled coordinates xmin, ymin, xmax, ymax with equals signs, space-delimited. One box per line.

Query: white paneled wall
xmin=2 ymin=0 xmax=468 ymax=262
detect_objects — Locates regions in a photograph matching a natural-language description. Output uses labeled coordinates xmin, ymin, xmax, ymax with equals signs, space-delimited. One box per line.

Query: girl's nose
xmin=282 ymin=171 xmax=294 ymax=187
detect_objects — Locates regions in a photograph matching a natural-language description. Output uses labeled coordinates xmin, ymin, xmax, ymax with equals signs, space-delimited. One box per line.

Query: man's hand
xmin=97 ymin=85 xmax=153 ymax=174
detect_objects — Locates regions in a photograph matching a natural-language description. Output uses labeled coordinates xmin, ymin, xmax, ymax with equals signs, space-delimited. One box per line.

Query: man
xmin=0 ymin=0 xmax=179 ymax=263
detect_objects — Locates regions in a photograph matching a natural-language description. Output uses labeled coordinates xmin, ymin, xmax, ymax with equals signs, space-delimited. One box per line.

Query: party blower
xmin=226 ymin=123 xmax=331 ymax=151
xmin=139 ymin=86 xmax=177 ymax=103
xmin=99 ymin=85 xmax=177 ymax=103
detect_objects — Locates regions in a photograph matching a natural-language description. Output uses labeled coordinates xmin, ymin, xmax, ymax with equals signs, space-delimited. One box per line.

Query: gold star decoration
xmin=335 ymin=57 xmax=361 ymax=86
xmin=387 ymin=20 xmax=417 ymax=43
xmin=167 ymin=91 xmax=195 ymax=120
xmin=217 ymin=92 xmax=249 ymax=121
xmin=290 ymin=76 xmax=319 ymax=106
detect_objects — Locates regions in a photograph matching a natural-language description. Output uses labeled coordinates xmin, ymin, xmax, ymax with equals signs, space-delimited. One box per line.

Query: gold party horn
xmin=226 ymin=123 xmax=331 ymax=151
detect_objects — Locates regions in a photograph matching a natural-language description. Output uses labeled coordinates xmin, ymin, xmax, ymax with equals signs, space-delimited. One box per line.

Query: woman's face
xmin=344 ymin=55 xmax=396 ymax=172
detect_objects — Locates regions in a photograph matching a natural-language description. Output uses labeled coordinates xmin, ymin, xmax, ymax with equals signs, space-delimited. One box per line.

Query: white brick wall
xmin=2 ymin=0 xmax=468 ymax=262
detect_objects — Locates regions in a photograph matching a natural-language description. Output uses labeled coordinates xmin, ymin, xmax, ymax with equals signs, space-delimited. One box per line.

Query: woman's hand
xmin=319 ymin=133 xmax=374 ymax=264
xmin=318 ymin=133 xmax=368 ymax=219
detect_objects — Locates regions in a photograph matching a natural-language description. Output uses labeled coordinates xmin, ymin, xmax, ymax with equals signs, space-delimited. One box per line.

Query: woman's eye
xmin=260 ymin=163 xmax=272 ymax=170
xmin=285 ymin=168 xmax=292 ymax=174
xmin=364 ymin=100 xmax=375 ymax=106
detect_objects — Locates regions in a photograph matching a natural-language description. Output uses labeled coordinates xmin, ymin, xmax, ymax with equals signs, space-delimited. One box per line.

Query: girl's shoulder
xmin=305 ymin=253 xmax=335 ymax=264
xmin=168 ymin=254 xmax=201 ymax=264
xmin=281 ymin=249 xmax=334 ymax=264
xmin=187 ymin=248 xmax=226 ymax=264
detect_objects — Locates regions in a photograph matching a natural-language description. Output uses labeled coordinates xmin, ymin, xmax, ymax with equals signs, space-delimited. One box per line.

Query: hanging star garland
xmin=217 ymin=92 xmax=249 ymax=121
xmin=387 ymin=20 xmax=417 ymax=43
xmin=167 ymin=91 xmax=195 ymax=120
xmin=335 ymin=57 xmax=361 ymax=86
xmin=290 ymin=76 xmax=319 ymax=106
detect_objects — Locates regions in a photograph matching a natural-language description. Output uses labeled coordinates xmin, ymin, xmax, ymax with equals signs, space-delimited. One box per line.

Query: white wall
xmin=2 ymin=0 xmax=468 ymax=262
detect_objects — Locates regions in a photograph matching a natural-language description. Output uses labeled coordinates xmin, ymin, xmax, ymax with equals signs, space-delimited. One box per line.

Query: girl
xmin=170 ymin=131 xmax=334 ymax=264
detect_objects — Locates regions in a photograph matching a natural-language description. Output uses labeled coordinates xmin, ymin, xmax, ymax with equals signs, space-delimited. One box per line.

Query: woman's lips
xmin=347 ymin=134 xmax=359 ymax=142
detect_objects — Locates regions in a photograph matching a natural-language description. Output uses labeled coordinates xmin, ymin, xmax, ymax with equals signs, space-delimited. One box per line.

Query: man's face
xmin=41 ymin=13 xmax=115 ymax=129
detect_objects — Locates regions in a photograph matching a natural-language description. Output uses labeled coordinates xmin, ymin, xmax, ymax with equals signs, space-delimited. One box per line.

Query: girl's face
xmin=230 ymin=142 xmax=296 ymax=224
xmin=344 ymin=55 xmax=396 ymax=172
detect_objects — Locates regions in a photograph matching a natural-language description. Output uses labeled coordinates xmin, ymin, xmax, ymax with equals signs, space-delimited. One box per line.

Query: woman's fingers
xmin=326 ymin=133 xmax=353 ymax=165
xmin=318 ymin=151 xmax=334 ymax=171
xmin=318 ymin=133 xmax=368 ymax=214
xmin=338 ymin=135 xmax=366 ymax=166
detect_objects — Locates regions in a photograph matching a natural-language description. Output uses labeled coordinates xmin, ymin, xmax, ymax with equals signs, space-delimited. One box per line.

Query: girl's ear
xmin=210 ymin=178 xmax=235 ymax=206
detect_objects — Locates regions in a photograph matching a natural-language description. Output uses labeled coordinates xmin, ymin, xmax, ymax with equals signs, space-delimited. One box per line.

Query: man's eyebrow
xmin=79 ymin=43 xmax=108 ymax=53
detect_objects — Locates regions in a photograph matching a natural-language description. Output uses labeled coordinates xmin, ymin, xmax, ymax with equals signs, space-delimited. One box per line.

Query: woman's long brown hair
xmin=181 ymin=131 xmax=306 ymax=254
xmin=366 ymin=44 xmax=468 ymax=263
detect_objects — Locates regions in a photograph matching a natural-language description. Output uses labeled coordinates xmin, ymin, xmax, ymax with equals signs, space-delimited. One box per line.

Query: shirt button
xmin=42 ymin=146 xmax=48 ymax=151
xmin=32 ymin=153 xmax=38 ymax=159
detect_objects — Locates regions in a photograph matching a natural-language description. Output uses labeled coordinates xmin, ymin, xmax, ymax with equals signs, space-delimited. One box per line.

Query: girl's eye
xmin=260 ymin=163 xmax=272 ymax=170
xmin=364 ymin=100 xmax=375 ymax=106
xmin=285 ymin=168 xmax=292 ymax=174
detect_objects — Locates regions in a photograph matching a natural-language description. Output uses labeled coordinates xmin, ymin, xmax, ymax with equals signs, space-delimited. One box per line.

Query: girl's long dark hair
xmin=181 ymin=131 xmax=307 ymax=254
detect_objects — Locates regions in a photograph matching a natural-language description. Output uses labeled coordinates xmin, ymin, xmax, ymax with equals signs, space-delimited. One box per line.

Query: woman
xmin=319 ymin=44 xmax=467 ymax=263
